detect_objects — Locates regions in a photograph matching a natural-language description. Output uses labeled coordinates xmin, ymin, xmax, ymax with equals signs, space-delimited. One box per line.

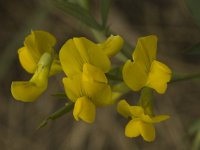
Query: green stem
xmin=170 ymin=73 xmax=200 ymax=83
xmin=37 ymin=102 xmax=74 ymax=129
xmin=111 ymin=82 xmax=130 ymax=101
xmin=91 ymin=29 xmax=106 ymax=42
xmin=138 ymin=87 xmax=154 ymax=116
xmin=91 ymin=29 xmax=130 ymax=62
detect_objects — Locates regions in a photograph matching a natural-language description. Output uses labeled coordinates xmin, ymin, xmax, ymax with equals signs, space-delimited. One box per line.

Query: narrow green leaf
xmin=37 ymin=102 xmax=74 ymax=129
xmin=170 ymin=72 xmax=200 ymax=83
xmin=68 ymin=0 xmax=90 ymax=10
xmin=100 ymin=0 xmax=111 ymax=28
xmin=54 ymin=0 xmax=103 ymax=31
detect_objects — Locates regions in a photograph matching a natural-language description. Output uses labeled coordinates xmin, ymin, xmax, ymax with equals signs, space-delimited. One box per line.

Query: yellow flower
xmin=11 ymin=53 xmax=51 ymax=102
xmin=11 ymin=30 xmax=62 ymax=102
xmin=122 ymin=35 xmax=172 ymax=94
xmin=63 ymin=63 xmax=113 ymax=123
xmin=98 ymin=35 xmax=124 ymax=57
xmin=59 ymin=35 xmax=123 ymax=122
xmin=18 ymin=30 xmax=61 ymax=75
xmin=117 ymin=100 xmax=169 ymax=142
xmin=59 ymin=36 xmax=123 ymax=77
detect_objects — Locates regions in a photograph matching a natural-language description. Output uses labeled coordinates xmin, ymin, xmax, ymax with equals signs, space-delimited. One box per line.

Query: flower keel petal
xmin=146 ymin=60 xmax=172 ymax=94
xmin=73 ymin=96 xmax=96 ymax=123
xmin=125 ymin=120 xmax=141 ymax=138
xmin=123 ymin=60 xmax=148 ymax=91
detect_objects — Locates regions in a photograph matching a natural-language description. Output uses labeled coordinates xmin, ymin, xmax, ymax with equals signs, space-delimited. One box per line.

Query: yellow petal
xmin=11 ymin=52 xmax=51 ymax=102
xmin=82 ymin=63 xmax=107 ymax=83
xmin=24 ymin=30 xmax=56 ymax=62
xmin=92 ymin=84 xmax=113 ymax=106
xmin=82 ymin=63 xmax=110 ymax=101
xmin=139 ymin=121 xmax=155 ymax=142
xmin=82 ymin=73 xmax=112 ymax=106
xmin=141 ymin=114 xmax=169 ymax=123
xmin=59 ymin=39 xmax=85 ymax=77
xmin=123 ymin=60 xmax=148 ymax=91
xmin=130 ymin=106 xmax=144 ymax=117
xmin=49 ymin=54 xmax=62 ymax=76
xmin=73 ymin=96 xmax=96 ymax=123
xmin=146 ymin=60 xmax=172 ymax=94
xmin=133 ymin=35 xmax=157 ymax=69
xmin=151 ymin=115 xmax=170 ymax=123
xmin=141 ymin=114 xmax=154 ymax=123
xmin=11 ymin=81 xmax=47 ymax=102
xmin=62 ymin=75 xmax=82 ymax=102
xmin=18 ymin=47 xmax=37 ymax=74
xmin=117 ymin=100 xmax=132 ymax=118
xmin=125 ymin=120 xmax=141 ymax=138
xmin=59 ymin=37 xmax=111 ymax=77
xmin=73 ymin=37 xmax=111 ymax=73
xmin=99 ymin=35 xmax=124 ymax=57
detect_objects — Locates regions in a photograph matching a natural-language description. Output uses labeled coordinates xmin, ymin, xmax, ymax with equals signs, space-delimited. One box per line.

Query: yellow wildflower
xmin=11 ymin=30 xmax=62 ymax=102
xmin=117 ymin=100 xmax=169 ymax=142
xmin=123 ymin=35 xmax=172 ymax=94
xmin=59 ymin=36 xmax=123 ymax=122
xmin=59 ymin=35 xmax=123 ymax=77
xmin=98 ymin=35 xmax=124 ymax=57
xmin=63 ymin=63 xmax=113 ymax=123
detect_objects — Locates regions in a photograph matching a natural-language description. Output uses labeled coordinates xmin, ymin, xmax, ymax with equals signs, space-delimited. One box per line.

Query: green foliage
xmin=189 ymin=120 xmax=200 ymax=150
xmin=121 ymin=41 xmax=133 ymax=59
xmin=54 ymin=0 xmax=103 ymax=31
xmin=100 ymin=0 xmax=111 ymax=28
xmin=138 ymin=88 xmax=154 ymax=116
xmin=37 ymin=102 xmax=74 ymax=129
xmin=170 ymin=72 xmax=200 ymax=83
xmin=186 ymin=0 xmax=200 ymax=26
xmin=68 ymin=0 xmax=90 ymax=10
xmin=106 ymin=66 xmax=123 ymax=82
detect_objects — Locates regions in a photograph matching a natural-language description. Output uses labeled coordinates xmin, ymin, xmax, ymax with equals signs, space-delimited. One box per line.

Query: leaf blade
xmin=54 ymin=0 xmax=103 ymax=31
xmin=100 ymin=0 xmax=111 ymax=28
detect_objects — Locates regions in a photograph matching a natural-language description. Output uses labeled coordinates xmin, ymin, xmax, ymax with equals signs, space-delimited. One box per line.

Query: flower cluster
xmin=117 ymin=100 xmax=169 ymax=142
xmin=59 ymin=36 xmax=123 ymax=123
xmin=11 ymin=31 xmax=172 ymax=142
xmin=11 ymin=31 xmax=62 ymax=102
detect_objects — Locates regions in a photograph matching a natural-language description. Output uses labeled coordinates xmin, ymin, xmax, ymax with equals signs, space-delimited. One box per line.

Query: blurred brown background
xmin=0 ymin=0 xmax=200 ymax=150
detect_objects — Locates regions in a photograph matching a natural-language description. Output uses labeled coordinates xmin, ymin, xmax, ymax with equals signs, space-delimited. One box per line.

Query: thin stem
xmin=138 ymin=87 xmax=154 ymax=116
xmin=37 ymin=102 xmax=74 ymax=129
xmin=111 ymin=82 xmax=130 ymax=101
xmin=170 ymin=73 xmax=200 ymax=83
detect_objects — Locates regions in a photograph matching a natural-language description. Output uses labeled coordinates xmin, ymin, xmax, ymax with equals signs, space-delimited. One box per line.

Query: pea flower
xmin=11 ymin=30 xmax=62 ymax=102
xmin=117 ymin=100 xmax=169 ymax=142
xmin=59 ymin=36 xmax=123 ymax=122
xmin=63 ymin=63 xmax=113 ymax=123
xmin=123 ymin=35 xmax=172 ymax=94
xmin=98 ymin=35 xmax=124 ymax=57
xmin=59 ymin=35 xmax=123 ymax=77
